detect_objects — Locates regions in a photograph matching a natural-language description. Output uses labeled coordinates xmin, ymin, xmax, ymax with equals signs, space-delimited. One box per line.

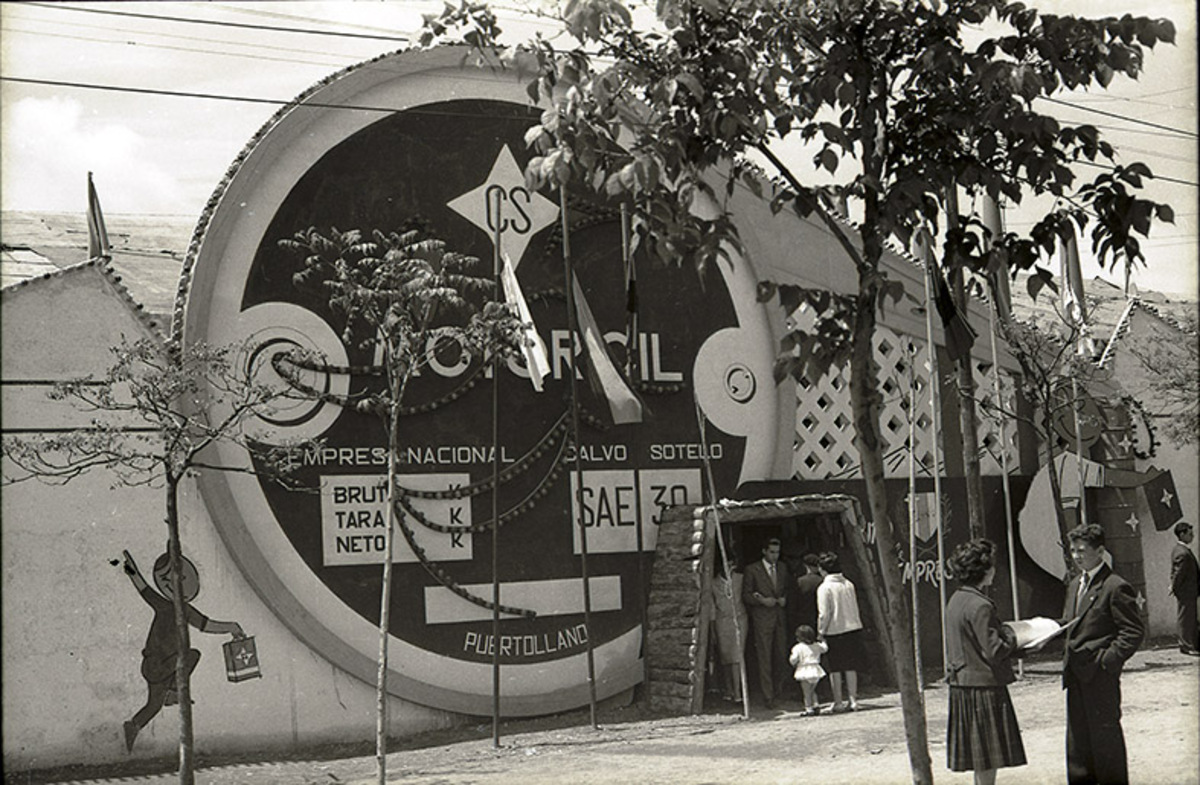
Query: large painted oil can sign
xmin=179 ymin=48 xmax=785 ymax=715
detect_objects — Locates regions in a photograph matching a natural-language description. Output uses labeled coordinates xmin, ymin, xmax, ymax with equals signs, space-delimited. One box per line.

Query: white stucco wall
xmin=1 ymin=266 xmax=453 ymax=773
xmin=1139 ymin=440 xmax=1200 ymax=640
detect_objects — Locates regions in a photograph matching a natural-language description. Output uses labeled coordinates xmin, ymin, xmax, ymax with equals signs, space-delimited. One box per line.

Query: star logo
xmin=1117 ymin=434 xmax=1133 ymax=452
xmin=1135 ymin=591 xmax=1147 ymax=612
xmin=447 ymin=145 xmax=559 ymax=270
xmin=1124 ymin=512 xmax=1139 ymax=532
xmin=1163 ymin=488 xmax=1175 ymax=507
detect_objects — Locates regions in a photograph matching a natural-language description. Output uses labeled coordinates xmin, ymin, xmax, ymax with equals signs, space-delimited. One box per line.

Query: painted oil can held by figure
xmin=223 ymin=635 xmax=262 ymax=683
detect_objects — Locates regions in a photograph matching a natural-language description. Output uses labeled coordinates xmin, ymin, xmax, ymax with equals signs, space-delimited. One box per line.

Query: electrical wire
xmin=0 ymin=25 xmax=360 ymax=69
xmin=1041 ymin=96 xmax=1198 ymax=139
xmin=22 ymin=1 xmax=412 ymax=43
xmin=20 ymin=2 xmax=1197 ymax=145
xmin=0 ymin=74 xmax=540 ymax=121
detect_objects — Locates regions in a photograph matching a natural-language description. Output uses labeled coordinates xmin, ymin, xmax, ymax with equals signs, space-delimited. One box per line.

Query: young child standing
xmin=789 ymin=624 xmax=828 ymax=716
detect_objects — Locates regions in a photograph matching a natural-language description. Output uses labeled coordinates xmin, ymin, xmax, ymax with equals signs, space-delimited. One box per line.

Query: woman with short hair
xmin=945 ymin=538 xmax=1026 ymax=785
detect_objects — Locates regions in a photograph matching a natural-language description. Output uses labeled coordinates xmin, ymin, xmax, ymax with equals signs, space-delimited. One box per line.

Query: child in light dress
xmin=789 ymin=624 xmax=828 ymax=716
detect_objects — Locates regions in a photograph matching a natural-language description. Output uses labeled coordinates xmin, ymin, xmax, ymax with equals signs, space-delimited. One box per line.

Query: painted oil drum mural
xmin=178 ymin=48 xmax=785 ymax=716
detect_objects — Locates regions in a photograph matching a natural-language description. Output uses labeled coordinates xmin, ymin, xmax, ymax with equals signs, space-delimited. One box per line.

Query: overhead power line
xmin=0 ymin=25 xmax=356 ymax=69
xmin=0 ymin=75 xmax=536 ymax=121
xmin=1041 ymin=96 xmax=1198 ymax=139
xmin=23 ymin=3 xmax=1199 ymax=144
xmin=23 ymin=1 xmax=412 ymax=43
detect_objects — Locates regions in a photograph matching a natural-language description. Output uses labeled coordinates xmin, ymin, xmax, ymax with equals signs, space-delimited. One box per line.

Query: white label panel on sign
xmin=322 ymin=473 xmax=473 ymax=565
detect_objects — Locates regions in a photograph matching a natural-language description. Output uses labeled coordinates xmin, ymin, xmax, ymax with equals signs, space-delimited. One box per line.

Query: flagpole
xmin=1062 ymin=230 xmax=1090 ymax=528
xmin=982 ymin=197 xmax=1023 ymax=677
xmin=905 ymin=339 xmax=924 ymax=691
xmin=1072 ymin=376 xmax=1088 ymax=527
xmin=987 ymin=292 xmax=1023 ymax=678
xmin=919 ymin=237 xmax=950 ymax=676
xmin=559 ymin=185 xmax=599 ymax=729
xmin=491 ymin=208 xmax=503 ymax=748
xmin=694 ymin=394 xmax=749 ymax=719
xmin=620 ymin=203 xmax=651 ymax=705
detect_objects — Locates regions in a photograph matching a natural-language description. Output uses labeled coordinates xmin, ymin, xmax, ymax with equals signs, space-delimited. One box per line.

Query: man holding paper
xmin=1059 ymin=524 xmax=1145 ymax=785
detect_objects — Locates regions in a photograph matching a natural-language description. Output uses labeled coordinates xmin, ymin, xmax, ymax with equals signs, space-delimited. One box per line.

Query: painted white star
xmin=1117 ymin=434 xmax=1133 ymax=452
xmin=1124 ymin=512 xmax=1139 ymax=532
xmin=1162 ymin=488 xmax=1175 ymax=507
xmin=447 ymin=145 xmax=559 ymax=269
xmin=1135 ymin=591 xmax=1147 ymax=612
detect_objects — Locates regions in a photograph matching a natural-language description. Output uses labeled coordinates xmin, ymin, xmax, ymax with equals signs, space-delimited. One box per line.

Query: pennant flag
xmin=981 ymin=195 xmax=1012 ymax=325
xmin=1141 ymin=470 xmax=1183 ymax=531
xmin=1058 ymin=227 xmax=1096 ymax=355
xmin=500 ymin=253 xmax=550 ymax=392
xmin=932 ymin=264 xmax=978 ymax=363
xmin=87 ymin=172 xmax=111 ymax=260
xmin=1060 ymin=228 xmax=1086 ymax=326
xmin=913 ymin=229 xmax=976 ymax=363
xmin=570 ymin=275 xmax=643 ymax=425
xmin=621 ymin=206 xmax=639 ymax=383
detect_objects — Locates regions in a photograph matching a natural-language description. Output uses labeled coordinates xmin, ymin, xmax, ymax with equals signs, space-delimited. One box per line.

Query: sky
xmin=1 ymin=0 xmax=1196 ymax=297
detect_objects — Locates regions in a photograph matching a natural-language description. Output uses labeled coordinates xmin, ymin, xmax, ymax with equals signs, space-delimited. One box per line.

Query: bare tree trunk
xmin=377 ymin=392 xmax=400 ymax=785
xmin=950 ymin=268 xmax=986 ymax=540
xmin=851 ymin=276 xmax=933 ymax=785
xmin=165 ymin=474 xmax=196 ymax=785
xmin=944 ymin=187 xmax=985 ymax=541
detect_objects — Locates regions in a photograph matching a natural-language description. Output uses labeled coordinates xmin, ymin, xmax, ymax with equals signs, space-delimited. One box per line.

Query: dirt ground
xmin=28 ymin=645 xmax=1200 ymax=785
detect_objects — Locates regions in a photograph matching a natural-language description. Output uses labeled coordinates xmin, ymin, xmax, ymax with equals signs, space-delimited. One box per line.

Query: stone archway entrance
xmin=644 ymin=495 xmax=895 ymax=714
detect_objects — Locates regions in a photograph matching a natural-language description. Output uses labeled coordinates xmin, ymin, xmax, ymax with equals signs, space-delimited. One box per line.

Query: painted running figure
xmin=121 ymin=549 xmax=243 ymax=752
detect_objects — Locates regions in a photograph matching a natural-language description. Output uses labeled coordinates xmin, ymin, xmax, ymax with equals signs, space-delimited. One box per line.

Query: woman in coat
xmin=945 ymin=538 xmax=1027 ymax=785
xmin=711 ymin=551 xmax=748 ymax=702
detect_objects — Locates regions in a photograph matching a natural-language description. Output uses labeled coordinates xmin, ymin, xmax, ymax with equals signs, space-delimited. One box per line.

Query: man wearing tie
xmin=1060 ymin=524 xmax=1145 ymax=785
xmin=1169 ymin=521 xmax=1199 ymax=655
xmin=743 ymin=538 xmax=789 ymax=708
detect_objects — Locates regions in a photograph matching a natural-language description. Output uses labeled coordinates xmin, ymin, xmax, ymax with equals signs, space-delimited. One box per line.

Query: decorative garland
xmin=1116 ymin=392 xmax=1158 ymax=459
xmin=394 ymin=411 xmax=570 ymax=501
xmin=271 ymin=350 xmax=485 ymax=415
xmin=392 ymin=507 xmax=538 ymax=619
xmin=396 ymin=433 xmax=569 ymax=534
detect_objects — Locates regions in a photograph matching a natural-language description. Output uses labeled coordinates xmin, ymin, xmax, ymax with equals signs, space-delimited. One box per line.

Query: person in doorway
xmin=1169 ymin=521 xmax=1199 ymax=655
xmin=1059 ymin=524 xmax=1145 ymax=785
xmin=816 ymin=551 xmax=866 ymax=712
xmin=711 ymin=550 xmax=748 ymax=702
xmin=789 ymin=624 xmax=828 ymax=716
xmin=122 ymin=549 xmax=244 ymax=753
xmin=794 ymin=553 xmax=824 ymax=630
xmin=945 ymin=538 xmax=1027 ymax=785
xmin=743 ymin=538 xmax=789 ymax=708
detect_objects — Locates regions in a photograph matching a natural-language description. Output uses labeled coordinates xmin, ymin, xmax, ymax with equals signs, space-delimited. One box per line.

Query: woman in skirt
xmin=945 ymin=538 xmax=1027 ymax=784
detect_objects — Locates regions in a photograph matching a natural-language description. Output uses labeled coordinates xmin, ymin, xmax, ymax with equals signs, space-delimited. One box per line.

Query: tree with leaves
xmin=423 ymin=0 xmax=1175 ymax=781
xmin=982 ymin=311 xmax=1105 ymax=572
xmin=279 ymin=226 xmax=524 ymax=785
xmin=1 ymin=338 xmax=308 ymax=785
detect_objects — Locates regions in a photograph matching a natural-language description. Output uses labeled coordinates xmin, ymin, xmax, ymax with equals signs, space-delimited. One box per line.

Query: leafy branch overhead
xmin=427 ymin=0 xmax=1174 ymax=334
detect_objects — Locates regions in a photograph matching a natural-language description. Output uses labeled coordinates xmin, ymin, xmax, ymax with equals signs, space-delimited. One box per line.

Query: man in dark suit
xmin=1060 ymin=524 xmax=1145 ymax=785
xmin=742 ymin=538 xmax=789 ymax=708
xmin=1169 ymin=521 xmax=1199 ymax=655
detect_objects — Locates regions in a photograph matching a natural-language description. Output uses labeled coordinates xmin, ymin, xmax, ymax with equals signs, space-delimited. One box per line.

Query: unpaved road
xmin=44 ymin=646 xmax=1199 ymax=785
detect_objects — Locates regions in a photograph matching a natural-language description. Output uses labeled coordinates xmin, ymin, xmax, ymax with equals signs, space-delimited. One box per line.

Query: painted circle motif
xmin=180 ymin=49 xmax=781 ymax=715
